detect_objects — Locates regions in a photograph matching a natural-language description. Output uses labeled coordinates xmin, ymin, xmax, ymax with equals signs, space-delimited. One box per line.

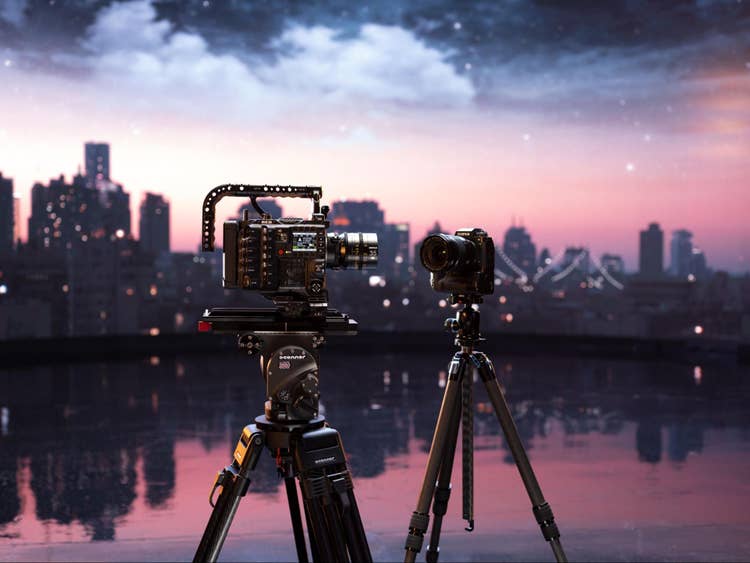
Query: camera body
xmin=223 ymin=217 xmax=329 ymax=308
xmin=421 ymin=228 xmax=495 ymax=296
xmin=201 ymin=184 xmax=377 ymax=316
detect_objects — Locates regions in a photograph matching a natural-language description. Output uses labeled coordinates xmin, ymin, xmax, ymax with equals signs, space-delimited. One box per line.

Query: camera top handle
xmin=201 ymin=184 xmax=323 ymax=251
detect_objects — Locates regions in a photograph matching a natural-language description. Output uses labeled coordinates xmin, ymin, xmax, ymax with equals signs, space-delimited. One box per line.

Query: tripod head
xmin=198 ymin=307 xmax=357 ymax=423
xmin=443 ymin=293 xmax=484 ymax=349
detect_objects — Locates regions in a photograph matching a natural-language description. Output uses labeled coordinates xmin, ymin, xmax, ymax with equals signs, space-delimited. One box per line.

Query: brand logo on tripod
xmin=314 ymin=456 xmax=336 ymax=465
xmin=279 ymin=354 xmax=307 ymax=360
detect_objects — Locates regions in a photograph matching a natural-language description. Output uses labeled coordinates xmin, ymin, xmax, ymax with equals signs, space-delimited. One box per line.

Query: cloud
xmin=75 ymin=0 xmax=473 ymax=122
xmin=0 ymin=0 xmax=26 ymax=26
xmin=266 ymin=24 xmax=474 ymax=106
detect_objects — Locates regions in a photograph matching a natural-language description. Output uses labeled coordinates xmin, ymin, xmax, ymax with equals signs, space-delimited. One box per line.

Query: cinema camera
xmin=420 ymin=228 xmax=495 ymax=299
xmin=195 ymin=185 xmax=378 ymax=563
xmin=202 ymin=184 xmax=378 ymax=316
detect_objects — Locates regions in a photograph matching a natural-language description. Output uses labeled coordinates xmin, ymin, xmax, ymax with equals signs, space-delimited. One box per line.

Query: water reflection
xmin=0 ymin=349 xmax=748 ymax=551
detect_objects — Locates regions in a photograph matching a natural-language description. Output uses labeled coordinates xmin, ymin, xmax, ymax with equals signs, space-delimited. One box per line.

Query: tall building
xmin=85 ymin=142 xmax=110 ymax=189
xmin=639 ymin=223 xmax=663 ymax=278
xmin=13 ymin=194 xmax=20 ymax=245
xmin=0 ymin=173 xmax=13 ymax=256
xmin=329 ymin=200 xmax=384 ymax=229
xmin=329 ymin=200 xmax=409 ymax=281
xmin=139 ymin=193 xmax=170 ymax=256
xmin=502 ymin=226 xmax=536 ymax=276
xmin=670 ymin=229 xmax=693 ymax=278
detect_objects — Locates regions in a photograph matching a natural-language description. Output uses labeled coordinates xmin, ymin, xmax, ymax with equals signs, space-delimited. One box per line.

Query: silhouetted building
xmin=13 ymin=193 xmax=20 ymax=245
xmin=0 ymin=172 xmax=12 ymax=256
xmin=329 ymin=200 xmax=384 ymax=229
xmin=329 ymin=200 xmax=409 ymax=281
xmin=639 ymin=223 xmax=663 ymax=278
xmin=670 ymin=229 xmax=693 ymax=278
xmin=502 ymin=226 xmax=536 ymax=276
xmin=85 ymin=142 xmax=110 ymax=189
xmin=139 ymin=193 xmax=170 ymax=256
xmin=691 ymin=247 xmax=709 ymax=280
xmin=27 ymin=173 xmax=98 ymax=251
xmin=601 ymin=254 xmax=625 ymax=277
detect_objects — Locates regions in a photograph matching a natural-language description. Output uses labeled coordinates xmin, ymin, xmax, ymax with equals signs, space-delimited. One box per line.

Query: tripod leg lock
xmin=432 ymin=484 xmax=451 ymax=516
xmin=405 ymin=512 xmax=429 ymax=552
xmin=533 ymin=502 xmax=561 ymax=542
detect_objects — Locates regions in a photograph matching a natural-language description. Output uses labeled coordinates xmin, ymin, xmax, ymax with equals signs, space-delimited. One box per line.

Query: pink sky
xmin=1 ymin=59 xmax=748 ymax=271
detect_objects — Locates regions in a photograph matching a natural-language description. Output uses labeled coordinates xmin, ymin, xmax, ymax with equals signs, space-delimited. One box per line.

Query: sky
xmin=0 ymin=0 xmax=748 ymax=271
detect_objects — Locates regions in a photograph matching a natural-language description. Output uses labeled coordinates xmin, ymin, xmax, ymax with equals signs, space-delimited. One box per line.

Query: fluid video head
xmin=420 ymin=228 xmax=495 ymax=300
xmin=201 ymin=184 xmax=378 ymax=316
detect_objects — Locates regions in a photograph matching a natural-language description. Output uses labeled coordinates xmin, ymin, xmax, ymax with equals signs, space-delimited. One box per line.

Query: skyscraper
xmin=502 ymin=226 xmax=536 ymax=276
xmin=85 ymin=142 xmax=110 ymax=189
xmin=0 ymin=173 xmax=13 ymax=256
xmin=139 ymin=193 xmax=170 ymax=256
xmin=670 ymin=229 xmax=693 ymax=278
xmin=639 ymin=223 xmax=663 ymax=278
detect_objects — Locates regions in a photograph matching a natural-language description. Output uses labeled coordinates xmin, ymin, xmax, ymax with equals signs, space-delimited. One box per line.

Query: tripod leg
xmin=194 ymin=425 xmax=264 ymax=563
xmin=461 ymin=368 xmax=474 ymax=532
xmin=404 ymin=352 xmax=467 ymax=563
xmin=303 ymin=498 xmax=321 ymax=562
xmin=473 ymin=352 xmax=567 ymax=563
xmin=285 ymin=475 xmax=309 ymax=563
xmin=425 ymin=369 xmax=463 ymax=563
xmin=296 ymin=426 xmax=372 ymax=563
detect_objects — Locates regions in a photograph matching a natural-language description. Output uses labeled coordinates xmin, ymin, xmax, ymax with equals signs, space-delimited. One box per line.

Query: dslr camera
xmin=420 ymin=228 xmax=495 ymax=297
xmin=201 ymin=184 xmax=378 ymax=316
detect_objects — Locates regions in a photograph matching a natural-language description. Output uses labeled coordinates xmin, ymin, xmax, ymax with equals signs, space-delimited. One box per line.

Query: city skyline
xmin=1 ymin=1 xmax=748 ymax=270
xmin=0 ymin=146 xmax=738 ymax=275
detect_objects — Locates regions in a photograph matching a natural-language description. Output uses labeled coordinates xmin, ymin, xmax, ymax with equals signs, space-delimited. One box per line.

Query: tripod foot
xmin=464 ymin=519 xmax=474 ymax=532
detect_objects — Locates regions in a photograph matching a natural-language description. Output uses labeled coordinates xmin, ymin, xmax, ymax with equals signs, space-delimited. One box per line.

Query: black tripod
xmin=194 ymin=308 xmax=372 ymax=563
xmin=404 ymin=296 xmax=567 ymax=563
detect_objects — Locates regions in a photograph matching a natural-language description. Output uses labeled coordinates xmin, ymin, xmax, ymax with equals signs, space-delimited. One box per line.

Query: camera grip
xmin=201 ymin=184 xmax=322 ymax=251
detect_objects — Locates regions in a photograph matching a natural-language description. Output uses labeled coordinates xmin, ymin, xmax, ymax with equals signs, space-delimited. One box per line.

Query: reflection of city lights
xmin=395 ymin=255 xmax=404 ymax=264
xmin=149 ymin=285 xmax=158 ymax=296
xmin=369 ymin=275 xmax=383 ymax=287
xmin=115 ymin=228 xmax=125 ymax=238
xmin=382 ymin=299 xmax=391 ymax=308
xmin=62 ymin=284 xmax=69 ymax=293
xmin=694 ymin=325 xmax=704 ymax=335
xmin=125 ymin=287 xmax=135 ymax=296
xmin=504 ymin=313 xmax=514 ymax=323
xmin=499 ymin=295 xmax=507 ymax=304
xmin=402 ymin=297 xmax=410 ymax=306
xmin=149 ymin=327 xmax=160 ymax=336
xmin=693 ymin=365 xmax=703 ymax=385
xmin=0 ymin=284 xmax=8 ymax=295
xmin=438 ymin=299 xmax=447 ymax=308
xmin=687 ymin=274 xmax=696 ymax=282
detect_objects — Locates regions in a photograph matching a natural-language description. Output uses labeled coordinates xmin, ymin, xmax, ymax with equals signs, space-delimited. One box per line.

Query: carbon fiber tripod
xmin=403 ymin=297 xmax=567 ymax=563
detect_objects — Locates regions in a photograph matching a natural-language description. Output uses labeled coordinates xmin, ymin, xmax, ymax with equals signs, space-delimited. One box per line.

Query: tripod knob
xmin=238 ymin=333 xmax=262 ymax=356
xmin=444 ymin=318 xmax=459 ymax=333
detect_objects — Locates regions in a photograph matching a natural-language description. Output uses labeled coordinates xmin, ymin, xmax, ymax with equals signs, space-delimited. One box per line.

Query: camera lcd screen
xmin=292 ymin=232 xmax=317 ymax=252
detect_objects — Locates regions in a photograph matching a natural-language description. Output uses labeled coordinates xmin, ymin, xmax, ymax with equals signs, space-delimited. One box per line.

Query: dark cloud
xmin=1 ymin=0 xmax=748 ymax=117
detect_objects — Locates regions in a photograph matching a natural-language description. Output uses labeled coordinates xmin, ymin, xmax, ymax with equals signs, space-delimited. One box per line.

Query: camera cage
xmin=201 ymin=184 xmax=324 ymax=252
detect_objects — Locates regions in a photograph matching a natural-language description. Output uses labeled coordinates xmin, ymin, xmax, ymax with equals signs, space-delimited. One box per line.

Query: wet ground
xmin=1 ymin=347 xmax=749 ymax=561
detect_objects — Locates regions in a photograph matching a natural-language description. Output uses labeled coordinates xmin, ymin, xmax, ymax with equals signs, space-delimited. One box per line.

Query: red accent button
xmin=197 ymin=321 xmax=212 ymax=332
xmin=278 ymin=249 xmax=285 ymax=256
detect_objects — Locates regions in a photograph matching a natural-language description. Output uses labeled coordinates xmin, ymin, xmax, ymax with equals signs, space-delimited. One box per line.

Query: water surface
xmin=1 ymin=348 xmax=748 ymax=561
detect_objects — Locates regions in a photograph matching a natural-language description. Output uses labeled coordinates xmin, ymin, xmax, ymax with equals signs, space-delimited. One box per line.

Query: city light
xmin=0 ymin=284 xmax=7 ymax=294
xmin=694 ymin=325 xmax=704 ymax=335
xmin=438 ymin=299 xmax=447 ymax=308
xmin=382 ymin=299 xmax=391 ymax=308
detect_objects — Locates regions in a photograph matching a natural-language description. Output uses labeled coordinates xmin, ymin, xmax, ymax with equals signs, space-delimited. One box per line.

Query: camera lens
xmin=326 ymin=232 xmax=378 ymax=270
xmin=420 ymin=234 xmax=475 ymax=273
